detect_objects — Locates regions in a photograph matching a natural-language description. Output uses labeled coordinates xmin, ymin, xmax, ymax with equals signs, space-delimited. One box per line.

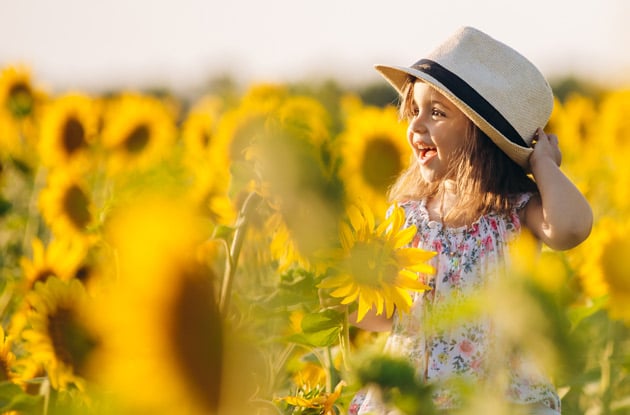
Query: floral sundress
xmin=351 ymin=194 xmax=561 ymax=414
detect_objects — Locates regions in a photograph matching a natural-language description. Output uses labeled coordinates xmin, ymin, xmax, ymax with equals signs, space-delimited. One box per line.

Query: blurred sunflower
xmin=87 ymin=194 xmax=228 ymax=414
xmin=38 ymin=170 xmax=94 ymax=239
xmin=338 ymin=97 xmax=409 ymax=216
xmin=20 ymin=237 xmax=88 ymax=289
xmin=577 ymin=217 xmax=630 ymax=324
xmin=0 ymin=109 xmax=21 ymax=157
xmin=267 ymin=211 xmax=313 ymax=273
xmin=277 ymin=381 xmax=345 ymax=415
xmin=277 ymin=95 xmax=331 ymax=148
xmin=38 ymin=93 xmax=100 ymax=171
xmin=0 ymin=326 xmax=17 ymax=382
xmin=181 ymin=96 xmax=222 ymax=165
xmin=0 ymin=65 xmax=44 ymax=120
xmin=318 ymin=203 xmax=434 ymax=322
xmin=214 ymin=104 xmax=270 ymax=170
xmin=21 ymin=277 xmax=98 ymax=391
xmin=187 ymin=164 xmax=236 ymax=226
xmin=100 ymin=93 xmax=177 ymax=173
xmin=240 ymin=82 xmax=288 ymax=112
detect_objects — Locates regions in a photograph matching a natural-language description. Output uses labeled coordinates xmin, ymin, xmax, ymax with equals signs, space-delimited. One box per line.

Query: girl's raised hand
xmin=529 ymin=127 xmax=562 ymax=170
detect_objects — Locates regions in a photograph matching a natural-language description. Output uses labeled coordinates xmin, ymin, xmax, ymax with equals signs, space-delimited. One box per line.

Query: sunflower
xmin=0 ymin=109 xmax=21 ymax=157
xmin=267 ymin=211 xmax=314 ymax=273
xmin=213 ymin=103 xmax=271 ymax=169
xmin=338 ymin=97 xmax=409 ymax=217
xmin=277 ymin=381 xmax=345 ymax=415
xmin=187 ymin=164 xmax=236 ymax=226
xmin=0 ymin=326 xmax=17 ymax=383
xmin=21 ymin=277 xmax=97 ymax=391
xmin=38 ymin=170 xmax=94 ymax=239
xmin=576 ymin=217 xmax=630 ymax=324
xmin=318 ymin=203 xmax=434 ymax=322
xmin=0 ymin=65 xmax=43 ymax=120
xmin=87 ymin=194 xmax=230 ymax=414
xmin=100 ymin=93 xmax=177 ymax=173
xmin=38 ymin=93 xmax=100 ymax=171
xmin=181 ymin=95 xmax=222 ymax=165
xmin=20 ymin=237 xmax=88 ymax=289
xmin=276 ymin=95 xmax=331 ymax=148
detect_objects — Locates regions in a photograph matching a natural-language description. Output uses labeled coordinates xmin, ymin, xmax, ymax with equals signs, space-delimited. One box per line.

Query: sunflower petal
xmin=393 ymin=225 xmax=417 ymax=248
xmin=347 ymin=204 xmax=363 ymax=233
xmin=356 ymin=294 xmax=372 ymax=322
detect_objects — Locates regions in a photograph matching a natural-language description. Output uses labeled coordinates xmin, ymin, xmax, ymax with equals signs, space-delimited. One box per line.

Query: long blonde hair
xmin=387 ymin=78 xmax=538 ymax=224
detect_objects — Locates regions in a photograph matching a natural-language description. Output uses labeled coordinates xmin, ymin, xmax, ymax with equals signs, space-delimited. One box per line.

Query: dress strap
xmin=513 ymin=192 xmax=535 ymax=211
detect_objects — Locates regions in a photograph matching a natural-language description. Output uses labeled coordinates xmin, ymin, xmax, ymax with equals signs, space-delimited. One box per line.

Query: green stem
xmin=339 ymin=306 xmax=351 ymax=372
xmin=21 ymin=166 xmax=46 ymax=255
xmin=601 ymin=320 xmax=622 ymax=415
xmin=219 ymin=192 xmax=262 ymax=314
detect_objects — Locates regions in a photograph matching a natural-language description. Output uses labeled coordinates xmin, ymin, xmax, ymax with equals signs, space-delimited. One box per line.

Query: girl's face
xmin=406 ymin=81 xmax=470 ymax=183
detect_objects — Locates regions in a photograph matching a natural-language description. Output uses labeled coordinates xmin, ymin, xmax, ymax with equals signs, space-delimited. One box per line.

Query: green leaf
xmin=0 ymin=197 xmax=11 ymax=217
xmin=566 ymin=295 xmax=608 ymax=330
xmin=0 ymin=381 xmax=43 ymax=413
xmin=287 ymin=326 xmax=340 ymax=347
xmin=213 ymin=225 xmax=235 ymax=240
xmin=300 ymin=309 xmax=344 ymax=333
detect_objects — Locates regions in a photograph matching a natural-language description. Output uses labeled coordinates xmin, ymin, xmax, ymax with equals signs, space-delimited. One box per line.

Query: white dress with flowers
xmin=353 ymin=194 xmax=561 ymax=414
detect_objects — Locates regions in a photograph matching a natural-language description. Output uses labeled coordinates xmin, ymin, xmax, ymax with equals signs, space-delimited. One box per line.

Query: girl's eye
xmin=432 ymin=108 xmax=445 ymax=117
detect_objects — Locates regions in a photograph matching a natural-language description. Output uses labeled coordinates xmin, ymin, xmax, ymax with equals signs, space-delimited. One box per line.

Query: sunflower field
xmin=0 ymin=64 xmax=629 ymax=415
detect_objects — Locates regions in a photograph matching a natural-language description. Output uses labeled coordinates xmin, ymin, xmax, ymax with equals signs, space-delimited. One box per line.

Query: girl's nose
xmin=409 ymin=111 xmax=428 ymax=135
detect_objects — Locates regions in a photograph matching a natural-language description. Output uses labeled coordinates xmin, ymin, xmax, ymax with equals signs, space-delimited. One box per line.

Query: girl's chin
xmin=419 ymin=165 xmax=445 ymax=184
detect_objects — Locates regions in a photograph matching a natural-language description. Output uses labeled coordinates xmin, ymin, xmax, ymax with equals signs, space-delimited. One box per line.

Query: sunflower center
xmin=346 ymin=241 xmax=398 ymax=287
xmin=124 ymin=124 xmax=150 ymax=154
xmin=32 ymin=268 xmax=57 ymax=286
xmin=0 ymin=356 xmax=10 ymax=382
xmin=361 ymin=137 xmax=402 ymax=192
xmin=7 ymin=82 xmax=34 ymax=118
xmin=62 ymin=117 xmax=86 ymax=155
xmin=201 ymin=131 xmax=211 ymax=147
xmin=169 ymin=265 xmax=222 ymax=412
xmin=63 ymin=185 xmax=91 ymax=229
xmin=47 ymin=306 xmax=98 ymax=376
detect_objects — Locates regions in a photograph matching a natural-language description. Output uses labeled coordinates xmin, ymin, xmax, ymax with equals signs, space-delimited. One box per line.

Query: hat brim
xmin=374 ymin=64 xmax=533 ymax=169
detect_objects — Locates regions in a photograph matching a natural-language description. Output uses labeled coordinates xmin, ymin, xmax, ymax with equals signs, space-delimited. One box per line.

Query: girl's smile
xmin=407 ymin=81 xmax=469 ymax=182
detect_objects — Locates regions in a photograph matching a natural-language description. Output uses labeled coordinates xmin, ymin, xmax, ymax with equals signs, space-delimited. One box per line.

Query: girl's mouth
xmin=419 ymin=146 xmax=437 ymax=164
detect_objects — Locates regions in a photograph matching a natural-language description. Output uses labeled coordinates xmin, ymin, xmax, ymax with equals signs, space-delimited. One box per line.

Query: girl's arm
xmin=348 ymin=308 xmax=393 ymax=332
xmin=523 ymin=128 xmax=593 ymax=250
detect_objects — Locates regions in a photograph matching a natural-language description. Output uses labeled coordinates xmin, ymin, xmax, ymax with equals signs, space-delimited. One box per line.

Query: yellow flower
xmin=598 ymin=220 xmax=630 ymax=323
xmin=319 ymin=203 xmax=434 ymax=322
xmin=87 ymin=194 xmax=229 ymax=414
xmin=0 ymin=65 xmax=43 ymax=120
xmin=0 ymin=326 xmax=17 ymax=382
xmin=181 ymin=95 xmax=222 ymax=165
xmin=338 ymin=97 xmax=410 ymax=216
xmin=276 ymin=95 xmax=331 ymax=148
xmin=38 ymin=93 xmax=100 ymax=171
xmin=38 ymin=170 xmax=94 ymax=239
xmin=278 ymin=381 xmax=345 ymax=415
xmin=268 ymin=211 xmax=315 ymax=273
xmin=214 ymin=103 xmax=270 ymax=169
xmin=21 ymin=277 xmax=97 ymax=391
xmin=0 ymin=109 xmax=21 ymax=157
xmin=20 ymin=237 xmax=88 ymax=288
xmin=100 ymin=93 xmax=177 ymax=173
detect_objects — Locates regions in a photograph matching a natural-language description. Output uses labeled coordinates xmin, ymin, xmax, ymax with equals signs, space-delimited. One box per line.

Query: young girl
xmin=349 ymin=27 xmax=592 ymax=415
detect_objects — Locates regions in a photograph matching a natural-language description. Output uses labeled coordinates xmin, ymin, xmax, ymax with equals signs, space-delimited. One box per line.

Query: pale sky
xmin=1 ymin=0 xmax=628 ymax=94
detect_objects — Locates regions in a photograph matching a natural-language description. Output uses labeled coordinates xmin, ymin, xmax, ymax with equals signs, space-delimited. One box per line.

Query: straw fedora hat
xmin=375 ymin=26 xmax=554 ymax=168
